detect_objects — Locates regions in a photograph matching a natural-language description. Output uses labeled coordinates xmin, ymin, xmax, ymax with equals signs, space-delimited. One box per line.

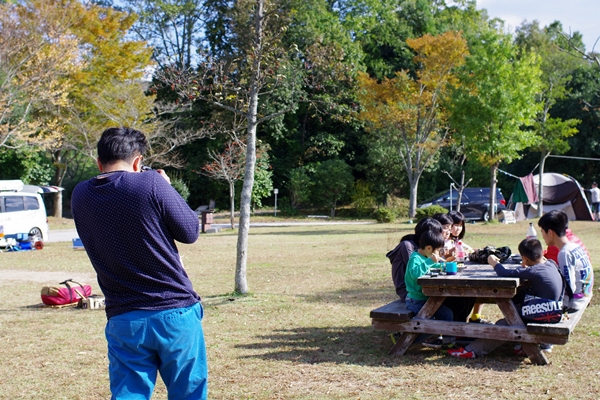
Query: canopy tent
xmin=512 ymin=173 xmax=593 ymax=221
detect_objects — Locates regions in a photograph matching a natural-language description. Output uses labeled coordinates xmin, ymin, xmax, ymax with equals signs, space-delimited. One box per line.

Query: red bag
xmin=41 ymin=279 xmax=92 ymax=306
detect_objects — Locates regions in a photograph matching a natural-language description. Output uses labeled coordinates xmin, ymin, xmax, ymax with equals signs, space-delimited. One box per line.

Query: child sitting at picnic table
xmin=538 ymin=210 xmax=594 ymax=312
xmin=387 ymin=218 xmax=443 ymax=302
xmin=431 ymin=213 xmax=455 ymax=260
xmin=447 ymin=237 xmax=564 ymax=359
xmin=405 ymin=229 xmax=455 ymax=349
xmin=447 ymin=210 xmax=489 ymax=324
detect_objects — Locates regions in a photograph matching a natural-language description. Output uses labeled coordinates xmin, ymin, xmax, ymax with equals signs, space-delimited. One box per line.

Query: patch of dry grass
xmin=1 ymin=221 xmax=599 ymax=399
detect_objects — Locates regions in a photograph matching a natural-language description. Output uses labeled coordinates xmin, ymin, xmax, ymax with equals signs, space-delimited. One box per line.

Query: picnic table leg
xmin=389 ymin=297 xmax=445 ymax=356
xmin=496 ymin=299 xmax=549 ymax=365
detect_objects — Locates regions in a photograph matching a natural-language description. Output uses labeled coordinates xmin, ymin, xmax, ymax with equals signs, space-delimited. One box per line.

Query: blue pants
xmin=105 ymin=303 xmax=208 ymax=400
xmin=406 ymin=298 xmax=454 ymax=343
xmin=406 ymin=298 xmax=453 ymax=321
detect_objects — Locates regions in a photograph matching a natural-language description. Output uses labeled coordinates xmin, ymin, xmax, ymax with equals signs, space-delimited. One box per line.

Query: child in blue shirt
xmin=405 ymin=229 xmax=454 ymax=348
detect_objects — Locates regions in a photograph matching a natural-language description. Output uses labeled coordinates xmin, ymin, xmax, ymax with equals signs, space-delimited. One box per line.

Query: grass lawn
xmin=1 ymin=220 xmax=599 ymax=399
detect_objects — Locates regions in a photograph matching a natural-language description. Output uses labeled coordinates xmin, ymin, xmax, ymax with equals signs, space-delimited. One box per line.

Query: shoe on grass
xmin=441 ymin=341 xmax=460 ymax=351
xmin=540 ymin=343 xmax=553 ymax=353
xmin=469 ymin=316 xmax=493 ymax=324
xmin=513 ymin=345 xmax=526 ymax=356
xmin=389 ymin=332 xmax=401 ymax=345
xmin=447 ymin=347 xmax=476 ymax=359
xmin=422 ymin=336 xmax=444 ymax=349
xmin=514 ymin=344 xmax=553 ymax=355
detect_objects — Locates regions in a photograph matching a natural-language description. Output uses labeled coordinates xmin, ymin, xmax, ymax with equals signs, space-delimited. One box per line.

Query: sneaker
xmin=540 ymin=343 xmax=553 ymax=353
xmin=422 ymin=336 xmax=444 ymax=349
xmin=441 ymin=341 xmax=460 ymax=350
xmin=513 ymin=345 xmax=526 ymax=356
xmin=447 ymin=347 xmax=476 ymax=359
xmin=389 ymin=332 xmax=401 ymax=345
xmin=469 ymin=316 xmax=493 ymax=324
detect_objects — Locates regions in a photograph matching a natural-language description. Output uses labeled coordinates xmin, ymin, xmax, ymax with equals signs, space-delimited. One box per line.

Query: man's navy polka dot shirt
xmin=72 ymin=170 xmax=201 ymax=319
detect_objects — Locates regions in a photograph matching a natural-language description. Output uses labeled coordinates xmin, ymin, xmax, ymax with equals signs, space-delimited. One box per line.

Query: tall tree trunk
xmin=489 ymin=162 xmax=499 ymax=221
xmin=51 ymin=149 xmax=65 ymax=218
xmin=234 ymin=0 xmax=264 ymax=295
xmin=537 ymin=152 xmax=548 ymax=217
xmin=229 ymin=181 xmax=235 ymax=229
xmin=53 ymin=192 xmax=62 ymax=219
xmin=408 ymin=179 xmax=419 ymax=218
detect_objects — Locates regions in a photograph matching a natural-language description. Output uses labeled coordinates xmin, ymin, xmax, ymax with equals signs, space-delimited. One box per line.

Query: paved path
xmin=46 ymin=221 xmax=375 ymax=243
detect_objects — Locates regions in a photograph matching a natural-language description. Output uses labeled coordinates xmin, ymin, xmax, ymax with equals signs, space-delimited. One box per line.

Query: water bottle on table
xmin=456 ymin=240 xmax=465 ymax=262
xmin=526 ymin=222 xmax=537 ymax=238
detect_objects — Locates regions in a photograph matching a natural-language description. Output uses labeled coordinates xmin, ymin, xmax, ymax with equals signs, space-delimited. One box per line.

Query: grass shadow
xmin=299 ymin=282 xmax=396 ymax=307
xmin=235 ymin=325 xmax=524 ymax=371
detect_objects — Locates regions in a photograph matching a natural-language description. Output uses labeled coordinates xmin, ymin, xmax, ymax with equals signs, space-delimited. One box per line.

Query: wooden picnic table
xmin=377 ymin=261 xmax=551 ymax=364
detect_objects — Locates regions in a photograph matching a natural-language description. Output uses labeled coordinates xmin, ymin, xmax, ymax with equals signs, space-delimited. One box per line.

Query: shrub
xmin=287 ymin=167 xmax=312 ymax=209
xmin=386 ymin=195 xmax=410 ymax=219
xmin=374 ymin=207 xmax=397 ymax=223
xmin=351 ymin=180 xmax=377 ymax=217
xmin=311 ymin=159 xmax=354 ymax=217
xmin=277 ymin=197 xmax=300 ymax=216
xmin=171 ymin=178 xmax=191 ymax=202
xmin=415 ymin=205 xmax=448 ymax=221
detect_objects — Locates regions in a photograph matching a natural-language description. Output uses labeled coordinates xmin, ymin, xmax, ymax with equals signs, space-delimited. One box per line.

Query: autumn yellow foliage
xmin=356 ymin=31 xmax=468 ymax=216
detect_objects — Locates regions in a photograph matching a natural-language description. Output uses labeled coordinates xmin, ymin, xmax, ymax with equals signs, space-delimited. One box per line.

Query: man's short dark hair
xmin=97 ymin=127 xmax=148 ymax=165
xmin=419 ymin=230 xmax=444 ymax=251
xmin=518 ymin=237 xmax=543 ymax=262
xmin=538 ymin=210 xmax=568 ymax=237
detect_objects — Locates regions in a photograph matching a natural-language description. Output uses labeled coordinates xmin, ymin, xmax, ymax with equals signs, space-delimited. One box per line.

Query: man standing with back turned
xmin=72 ymin=127 xmax=207 ymax=399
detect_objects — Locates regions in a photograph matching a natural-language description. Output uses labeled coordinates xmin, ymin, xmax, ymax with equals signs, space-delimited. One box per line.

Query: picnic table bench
xmin=370 ymin=263 xmax=592 ymax=365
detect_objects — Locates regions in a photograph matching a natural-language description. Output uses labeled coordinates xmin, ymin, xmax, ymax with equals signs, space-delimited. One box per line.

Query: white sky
xmin=476 ymin=0 xmax=600 ymax=53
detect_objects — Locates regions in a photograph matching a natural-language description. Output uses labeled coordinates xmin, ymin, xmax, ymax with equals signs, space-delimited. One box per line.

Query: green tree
xmin=550 ymin=65 xmax=600 ymax=184
xmin=515 ymin=21 xmax=583 ymax=216
xmin=448 ymin=29 xmax=543 ymax=220
xmin=250 ymin=141 xmax=273 ymax=211
xmin=286 ymin=166 xmax=312 ymax=208
xmin=118 ymin=0 xmax=204 ymax=69
xmin=0 ymin=146 xmax=53 ymax=184
xmin=161 ymin=0 xmax=353 ymax=294
xmin=311 ymin=159 xmax=354 ymax=217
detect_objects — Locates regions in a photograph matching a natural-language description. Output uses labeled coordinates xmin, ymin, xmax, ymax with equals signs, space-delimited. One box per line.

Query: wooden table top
xmin=418 ymin=261 xmax=520 ymax=287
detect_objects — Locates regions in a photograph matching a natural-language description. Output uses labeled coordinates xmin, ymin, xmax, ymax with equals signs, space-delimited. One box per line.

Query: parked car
xmin=418 ymin=187 xmax=507 ymax=221
xmin=0 ymin=180 xmax=49 ymax=240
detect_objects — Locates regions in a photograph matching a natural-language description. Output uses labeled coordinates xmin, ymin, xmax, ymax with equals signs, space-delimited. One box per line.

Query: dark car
xmin=418 ymin=187 xmax=507 ymax=221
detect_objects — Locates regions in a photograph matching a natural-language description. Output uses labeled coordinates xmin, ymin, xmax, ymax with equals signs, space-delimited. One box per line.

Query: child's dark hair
xmin=400 ymin=218 xmax=443 ymax=247
xmin=432 ymin=213 xmax=453 ymax=226
xmin=518 ymin=237 xmax=544 ymax=261
xmin=447 ymin=210 xmax=466 ymax=240
xmin=538 ymin=210 xmax=568 ymax=237
xmin=419 ymin=230 xmax=445 ymax=251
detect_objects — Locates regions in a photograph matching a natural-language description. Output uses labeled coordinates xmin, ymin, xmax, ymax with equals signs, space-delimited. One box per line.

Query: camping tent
xmin=513 ymin=173 xmax=593 ymax=221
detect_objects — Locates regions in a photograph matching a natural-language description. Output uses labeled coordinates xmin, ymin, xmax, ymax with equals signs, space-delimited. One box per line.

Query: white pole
xmin=274 ymin=188 xmax=278 ymax=217
xmin=449 ymin=183 xmax=453 ymax=212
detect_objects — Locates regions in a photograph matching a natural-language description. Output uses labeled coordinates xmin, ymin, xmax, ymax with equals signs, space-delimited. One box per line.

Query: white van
xmin=0 ymin=180 xmax=49 ymax=240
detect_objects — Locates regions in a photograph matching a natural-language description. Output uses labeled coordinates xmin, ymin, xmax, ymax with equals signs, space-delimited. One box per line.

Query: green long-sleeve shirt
xmin=405 ymin=251 xmax=434 ymax=301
